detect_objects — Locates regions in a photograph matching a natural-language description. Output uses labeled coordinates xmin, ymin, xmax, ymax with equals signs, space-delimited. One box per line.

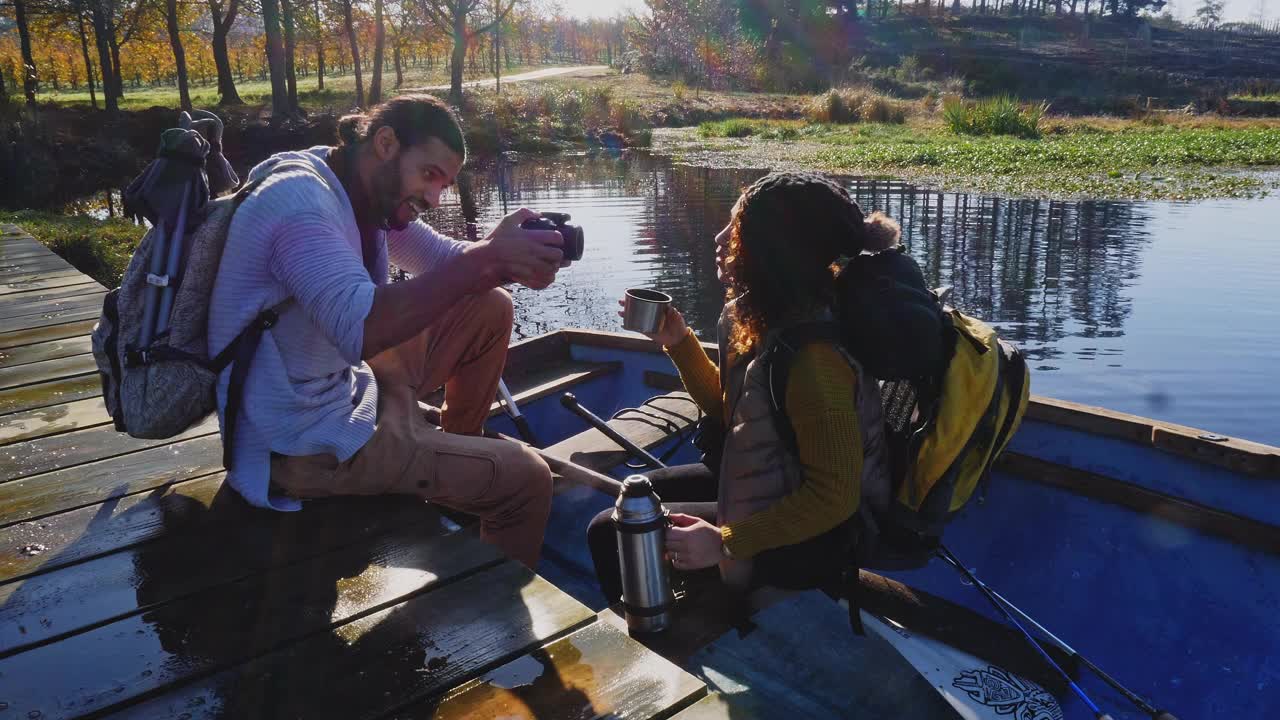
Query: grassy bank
xmin=0 ymin=209 xmax=143 ymax=287
xmin=674 ymin=116 xmax=1280 ymax=200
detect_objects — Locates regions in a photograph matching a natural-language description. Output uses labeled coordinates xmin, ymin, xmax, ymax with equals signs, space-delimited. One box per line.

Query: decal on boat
xmin=952 ymin=666 xmax=1063 ymax=720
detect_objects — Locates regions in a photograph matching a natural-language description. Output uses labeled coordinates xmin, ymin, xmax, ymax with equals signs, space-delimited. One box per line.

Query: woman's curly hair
xmin=723 ymin=172 xmax=901 ymax=356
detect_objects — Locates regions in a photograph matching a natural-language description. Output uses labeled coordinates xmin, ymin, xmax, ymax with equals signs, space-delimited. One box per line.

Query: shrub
xmin=672 ymin=81 xmax=687 ymax=102
xmin=943 ymin=96 xmax=1045 ymax=138
xmin=806 ymin=88 xmax=908 ymax=124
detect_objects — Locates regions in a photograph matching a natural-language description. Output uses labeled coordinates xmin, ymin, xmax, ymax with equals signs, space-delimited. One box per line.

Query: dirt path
xmin=405 ymin=65 xmax=612 ymax=92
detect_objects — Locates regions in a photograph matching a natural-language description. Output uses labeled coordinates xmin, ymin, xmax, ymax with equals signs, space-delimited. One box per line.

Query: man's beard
xmin=372 ymin=156 xmax=420 ymax=231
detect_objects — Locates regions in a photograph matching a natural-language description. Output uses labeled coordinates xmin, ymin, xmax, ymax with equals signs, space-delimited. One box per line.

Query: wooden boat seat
xmin=542 ymin=391 xmax=700 ymax=474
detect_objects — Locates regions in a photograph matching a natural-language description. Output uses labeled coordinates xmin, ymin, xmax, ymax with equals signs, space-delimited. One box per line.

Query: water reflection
xmin=419 ymin=153 xmax=1277 ymax=443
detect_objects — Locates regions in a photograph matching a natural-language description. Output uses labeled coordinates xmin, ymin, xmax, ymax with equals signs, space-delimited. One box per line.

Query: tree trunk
xmin=282 ymin=0 xmax=299 ymax=111
xmin=76 ymin=10 xmax=98 ymax=109
xmin=394 ymin=43 xmax=403 ymax=87
xmin=260 ymin=0 xmax=290 ymax=119
xmin=89 ymin=0 xmax=118 ymax=111
xmin=449 ymin=14 xmax=467 ymax=105
xmin=13 ymin=0 xmax=37 ymax=108
xmin=368 ymin=0 xmax=385 ymax=104
xmin=109 ymin=33 xmax=123 ymax=98
xmin=341 ymin=0 xmax=364 ymax=106
xmin=209 ymin=0 xmax=243 ymax=104
xmin=164 ymin=0 xmax=192 ymax=110
xmin=313 ymin=0 xmax=325 ymax=90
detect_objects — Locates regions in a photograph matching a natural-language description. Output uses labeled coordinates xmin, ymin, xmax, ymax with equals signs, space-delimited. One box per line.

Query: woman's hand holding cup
xmin=617 ymin=297 xmax=687 ymax=348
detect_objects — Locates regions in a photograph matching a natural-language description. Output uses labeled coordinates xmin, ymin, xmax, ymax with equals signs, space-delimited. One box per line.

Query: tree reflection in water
xmin=424 ymin=153 xmax=1150 ymax=375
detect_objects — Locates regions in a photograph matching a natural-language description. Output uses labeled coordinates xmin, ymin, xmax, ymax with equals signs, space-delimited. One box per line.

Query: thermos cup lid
xmin=622 ymin=475 xmax=654 ymax=497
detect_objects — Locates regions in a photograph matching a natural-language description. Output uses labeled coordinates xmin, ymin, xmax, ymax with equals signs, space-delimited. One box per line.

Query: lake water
xmin=421 ymin=151 xmax=1280 ymax=446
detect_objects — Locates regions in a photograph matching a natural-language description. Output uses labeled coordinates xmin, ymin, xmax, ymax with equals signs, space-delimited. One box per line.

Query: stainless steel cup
xmin=622 ymin=288 xmax=671 ymax=334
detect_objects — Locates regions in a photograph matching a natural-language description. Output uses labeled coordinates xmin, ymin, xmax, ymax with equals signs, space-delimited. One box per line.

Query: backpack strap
xmin=764 ymin=322 xmax=845 ymax=454
xmin=978 ymin=340 xmax=1028 ymax=482
xmin=211 ymin=158 xmax=318 ymax=470
xmin=217 ymin=300 xmax=290 ymax=470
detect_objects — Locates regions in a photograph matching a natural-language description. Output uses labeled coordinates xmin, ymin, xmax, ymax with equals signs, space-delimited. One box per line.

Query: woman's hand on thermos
xmin=617 ymin=298 xmax=688 ymax=349
xmin=665 ymin=512 xmax=723 ymax=570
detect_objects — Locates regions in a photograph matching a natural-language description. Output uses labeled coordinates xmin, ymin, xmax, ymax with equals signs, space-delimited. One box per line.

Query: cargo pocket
xmin=424 ymin=448 xmax=499 ymax=507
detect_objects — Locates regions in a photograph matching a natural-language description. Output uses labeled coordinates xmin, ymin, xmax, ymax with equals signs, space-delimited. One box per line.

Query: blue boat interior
xmin=481 ymin=329 xmax=1280 ymax=720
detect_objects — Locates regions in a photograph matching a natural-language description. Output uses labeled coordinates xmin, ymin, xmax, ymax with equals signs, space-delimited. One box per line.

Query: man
xmin=209 ymin=95 xmax=565 ymax=568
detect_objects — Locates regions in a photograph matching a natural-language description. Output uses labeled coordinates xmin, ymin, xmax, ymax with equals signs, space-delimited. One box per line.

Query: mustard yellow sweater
xmin=665 ymin=329 xmax=863 ymax=559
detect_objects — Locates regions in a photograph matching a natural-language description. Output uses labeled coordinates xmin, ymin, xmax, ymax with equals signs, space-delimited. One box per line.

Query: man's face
xmin=370 ymin=131 xmax=465 ymax=231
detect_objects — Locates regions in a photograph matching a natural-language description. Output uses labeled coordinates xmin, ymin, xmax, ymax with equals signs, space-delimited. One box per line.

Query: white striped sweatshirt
xmin=208 ymin=146 xmax=465 ymax=510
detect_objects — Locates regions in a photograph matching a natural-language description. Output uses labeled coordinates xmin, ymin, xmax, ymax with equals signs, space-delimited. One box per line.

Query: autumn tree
xmin=208 ymin=0 xmax=243 ymax=103
xmin=160 ymin=0 xmax=191 ymax=109
xmin=417 ymin=0 xmax=516 ymax=104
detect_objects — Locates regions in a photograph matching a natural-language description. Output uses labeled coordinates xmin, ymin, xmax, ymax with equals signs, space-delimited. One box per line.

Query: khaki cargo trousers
xmin=271 ymin=288 xmax=553 ymax=568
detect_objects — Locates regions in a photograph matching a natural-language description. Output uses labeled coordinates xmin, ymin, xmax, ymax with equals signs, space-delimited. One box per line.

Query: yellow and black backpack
xmin=767 ymin=246 xmax=1030 ymax=569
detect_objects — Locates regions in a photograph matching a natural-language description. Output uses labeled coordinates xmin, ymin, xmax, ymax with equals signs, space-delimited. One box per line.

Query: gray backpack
xmin=91 ymin=154 xmax=307 ymax=469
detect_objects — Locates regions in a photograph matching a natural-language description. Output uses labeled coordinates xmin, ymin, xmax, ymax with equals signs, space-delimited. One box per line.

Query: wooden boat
xmin=2 ymin=225 xmax=1277 ymax=719
xmin=484 ymin=328 xmax=1280 ymax=720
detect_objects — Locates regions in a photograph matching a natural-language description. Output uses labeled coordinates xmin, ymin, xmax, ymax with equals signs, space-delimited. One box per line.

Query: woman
xmin=587 ymin=171 xmax=903 ymax=603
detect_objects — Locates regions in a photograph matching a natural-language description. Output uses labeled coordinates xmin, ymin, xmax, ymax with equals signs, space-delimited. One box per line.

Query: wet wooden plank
xmin=0 ymin=397 xmax=110 ymax=446
xmin=2 ymin=414 xmax=217 ymax=482
xmin=0 ymin=257 xmax=75 ymax=276
xmin=0 ymin=473 xmax=227 ymax=583
xmin=0 ymin=285 xmax=104 ymax=319
xmin=106 ymin=562 xmax=595 ymax=720
xmin=668 ymin=694 xmax=741 ymax=720
xmin=1 ymin=525 xmax=513 ymax=719
xmin=0 ymin=434 xmax=222 ymax=530
xmin=399 ymin=622 xmax=705 ymax=720
xmin=0 ymin=337 xmax=93 ymax=369
xmin=0 ymin=353 xmax=98 ymax=391
xmin=0 ymin=373 xmax=101 ymax=417
xmin=0 ymin=498 xmax=452 ymax=655
xmin=544 ymin=392 xmax=699 ymax=472
xmin=0 ymin=292 xmax=105 ymax=324
xmin=0 ymin=272 xmax=101 ymax=296
xmin=0 ymin=318 xmax=98 ymax=349
xmin=0 ymin=305 xmax=101 ymax=334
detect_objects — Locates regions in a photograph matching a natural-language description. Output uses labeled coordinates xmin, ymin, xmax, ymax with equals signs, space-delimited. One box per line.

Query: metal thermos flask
xmin=613 ymin=475 xmax=673 ymax=633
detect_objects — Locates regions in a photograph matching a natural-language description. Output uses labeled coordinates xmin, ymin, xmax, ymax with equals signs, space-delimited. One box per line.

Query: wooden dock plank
xmin=398 ymin=622 xmax=706 ymax=720
xmin=0 ymin=293 xmax=105 ymax=324
xmin=2 ymin=414 xmax=217 ymax=482
xmin=0 ymin=272 xmax=103 ymax=296
xmin=103 ymin=562 xmax=595 ymax=720
xmin=0 ymin=373 xmax=102 ymax=416
xmin=0 ymin=305 xmax=101 ymax=334
xmin=0 ymin=525 xmax=510 ymax=719
xmin=0 ymin=258 xmax=76 ymax=276
xmin=0 ymin=353 xmax=98 ymax=391
xmin=0 ymin=501 xmax=453 ymax=655
xmin=0 ymin=396 xmax=110 ymax=446
xmin=0 ymin=337 xmax=93 ymax=369
xmin=669 ymin=695 xmax=741 ymax=720
xmin=0 ymin=318 xmax=98 ymax=349
xmin=0 ymin=434 xmax=222 ymax=530
xmin=0 ymin=473 xmax=227 ymax=583
xmin=0 ymin=281 xmax=104 ymax=315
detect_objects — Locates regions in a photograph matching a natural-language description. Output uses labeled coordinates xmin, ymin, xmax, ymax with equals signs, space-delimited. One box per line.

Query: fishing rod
xmin=938 ymin=545 xmax=1178 ymax=720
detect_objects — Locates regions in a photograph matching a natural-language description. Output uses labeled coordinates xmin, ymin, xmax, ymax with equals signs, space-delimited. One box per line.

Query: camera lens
xmin=565 ymin=225 xmax=585 ymax=261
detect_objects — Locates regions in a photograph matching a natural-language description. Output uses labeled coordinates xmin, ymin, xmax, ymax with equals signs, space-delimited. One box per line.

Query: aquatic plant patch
xmin=683 ymin=122 xmax=1280 ymax=200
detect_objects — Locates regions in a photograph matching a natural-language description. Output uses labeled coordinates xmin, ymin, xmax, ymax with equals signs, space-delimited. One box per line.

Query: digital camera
xmin=520 ymin=211 xmax=584 ymax=262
